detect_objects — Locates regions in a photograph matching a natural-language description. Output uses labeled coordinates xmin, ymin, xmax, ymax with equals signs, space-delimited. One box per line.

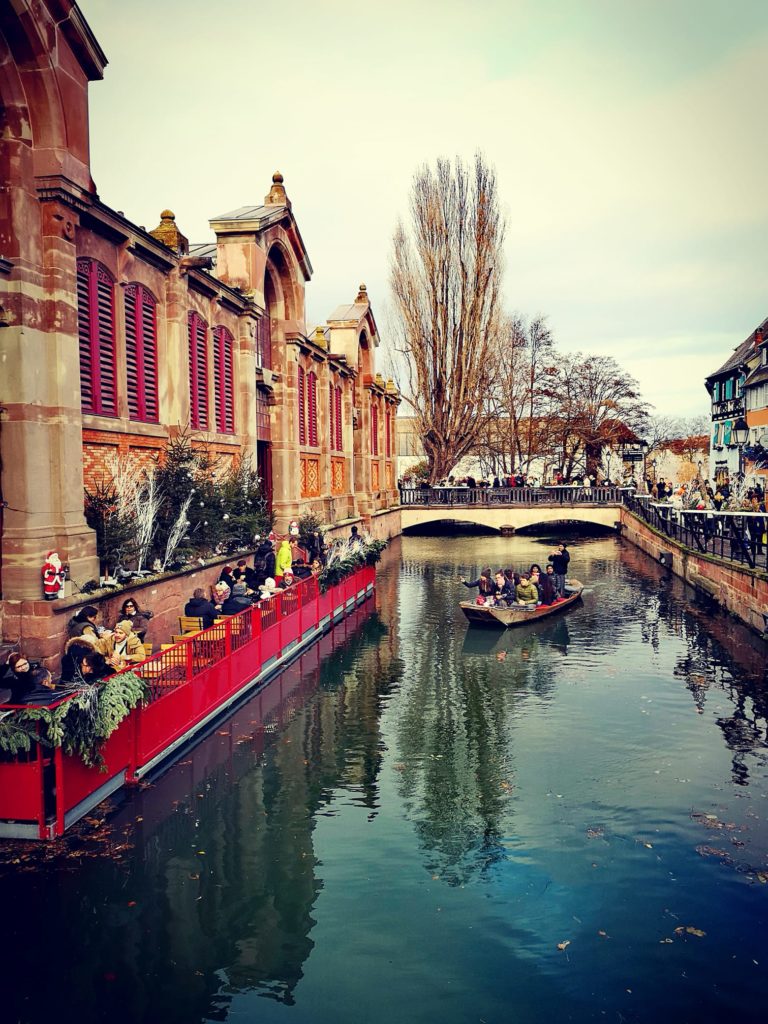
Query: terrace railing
xmin=399 ymin=485 xmax=633 ymax=506
xmin=623 ymin=493 xmax=768 ymax=572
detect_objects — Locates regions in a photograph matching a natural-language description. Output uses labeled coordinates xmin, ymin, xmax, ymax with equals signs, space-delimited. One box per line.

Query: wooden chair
xmin=179 ymin=615 xmax=204 ymax=634
xmin=142 ymin=642 xmax=153 ymax=659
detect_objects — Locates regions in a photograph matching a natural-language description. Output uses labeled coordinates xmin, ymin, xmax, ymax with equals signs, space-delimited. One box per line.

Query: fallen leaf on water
xmin=189 ymin=873 xmax=200 ymax=880
xmin=598 ymin=930 xmax=608 ymax=938
xmin=556 ymin=940 xmax=570 ymax=951
xmin=660 ymin=938 xmax=674 ymax=944
xmin=127 ymin=901 xmax=136 ymax=907
xmin=586 ymin=827 xmax=604 ymax=839
xmin=644 ymin=842 xmax=653 ymax=849
xmin=755 ymin=872 xmax=768 ymax=884
xmin=674 ymin=926 xmax=706 ymax=938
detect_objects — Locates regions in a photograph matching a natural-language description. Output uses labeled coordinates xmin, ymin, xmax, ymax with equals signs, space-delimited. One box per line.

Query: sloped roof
xmin=189 ymin=242 xmax=216 ymax=261
xmin=327 ymin=301 xmax=370 ymax=323
xmin=744 ymin=364 xmax=768 ymax=388
xmin=707 ymin=317 xmax=768 ymax=380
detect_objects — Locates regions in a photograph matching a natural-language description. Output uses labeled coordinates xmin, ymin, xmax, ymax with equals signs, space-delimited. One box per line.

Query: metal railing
xmin=399 ymin=485 xmax=633 ymax=507
xmin=624 ymin=493 xmax=768 ymax=572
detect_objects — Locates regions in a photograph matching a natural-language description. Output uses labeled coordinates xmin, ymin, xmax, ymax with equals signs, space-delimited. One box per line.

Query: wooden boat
xmin=460 ymin=580 xmax=584 ymax=628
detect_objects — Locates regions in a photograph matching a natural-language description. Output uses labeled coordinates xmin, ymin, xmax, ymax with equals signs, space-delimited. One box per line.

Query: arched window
xmin=76 ymin=258 xmax=117 ymax=416
xmin=385 ymin=407 xmax=391 ymax=457
xmin=125 ymin=284 xmax=158 ymax=423
xmin=213 ymin=326 xmax=235 ymax=434
xmin=188 ymin=311 xmax=209 ymax=429
xmin=307 ymin=371 xmax=318 ymax=447
xmin=298 ymin=364 xmax=306 ymax=445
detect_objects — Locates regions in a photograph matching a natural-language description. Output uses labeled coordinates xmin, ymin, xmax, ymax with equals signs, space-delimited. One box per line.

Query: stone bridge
xmin=399 ymin=486 xmax=628 ymax=534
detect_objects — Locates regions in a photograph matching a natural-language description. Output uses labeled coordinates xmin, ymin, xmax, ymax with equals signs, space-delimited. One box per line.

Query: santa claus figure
xmin=42 ymin=551 xmax=65 ymax=600
xmin=289 ymin=519 xmax=300 ymax=537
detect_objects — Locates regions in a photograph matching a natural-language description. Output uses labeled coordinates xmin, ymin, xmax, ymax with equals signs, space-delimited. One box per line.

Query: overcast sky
xmin=82 ymin=0 xmax=768 ymax=419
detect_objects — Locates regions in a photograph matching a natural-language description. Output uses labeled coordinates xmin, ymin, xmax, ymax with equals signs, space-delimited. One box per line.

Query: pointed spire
xmin=355 ymin=282 xmax=369 ymax=304
xmin=264 ymin=171 xmax=291 ymax=208
xmin=149 ymin=210 xmax=189 ymax=254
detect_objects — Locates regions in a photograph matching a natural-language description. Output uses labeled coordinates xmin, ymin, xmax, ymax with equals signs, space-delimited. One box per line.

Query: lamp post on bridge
xmin=733 ymin=416 xmax=750 ymax=488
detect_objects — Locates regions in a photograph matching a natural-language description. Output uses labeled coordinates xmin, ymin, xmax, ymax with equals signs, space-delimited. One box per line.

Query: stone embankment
xmin=620 ymin=508 xmax=768 ymax=637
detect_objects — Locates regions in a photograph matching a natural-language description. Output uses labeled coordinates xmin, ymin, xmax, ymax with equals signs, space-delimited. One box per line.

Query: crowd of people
xmin=400 ymin=472 xmax=633 ymax=490
xmin=461 ymin=543 xmax=572 ymax=608
xmin=649 ymin=476 xmax=767 ymax=513
xmin=0 ymin=527 xmax=341 ymax=707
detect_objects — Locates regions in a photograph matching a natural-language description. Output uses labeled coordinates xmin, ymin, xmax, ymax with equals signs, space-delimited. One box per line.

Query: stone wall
xmin=620 ymin=508 xmax=768 ymax=636
xmin=0 ymin=552 xmax=251 ymax=674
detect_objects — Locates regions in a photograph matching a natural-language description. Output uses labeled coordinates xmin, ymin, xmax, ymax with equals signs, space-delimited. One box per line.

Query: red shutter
xmin=329 ymin=382 xmax=335 ymax=450
xmin=298 ymin=365 xmax=306 ymax=445
xmin=214 ymin=326 xmax=235 ymax=434
xmin=188 ymin=312 xmax=209 ymax=429
xmin=335 ymin=385 xmax=343 ymax=451
xmin=307 ymin=371 xmax=318 ymax=446
xmin=77 ymin=259 xmax=94 ymax=413
xmin=125 ymin=284 xmax=158 ymax=423
xmin=386 ymin=408 xmax=392 ymax=457
xmin=76 ymin=259 xmax=117 ymax=416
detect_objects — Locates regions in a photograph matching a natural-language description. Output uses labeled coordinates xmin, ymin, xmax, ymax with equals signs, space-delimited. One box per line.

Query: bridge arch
xmin=401 ymin=506 xmax=622 ymax=534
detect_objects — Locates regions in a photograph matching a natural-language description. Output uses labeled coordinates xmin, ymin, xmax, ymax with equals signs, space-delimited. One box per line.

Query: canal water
xmin=2 ymin=533 xmax=768 ymax=1024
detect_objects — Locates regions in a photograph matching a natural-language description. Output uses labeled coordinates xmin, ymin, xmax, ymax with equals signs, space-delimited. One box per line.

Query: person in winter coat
xmin=184 ymin=588 xmax=217 ymax=629
xmin=547 ymin=543 xmax=570 ymax=597
xmin=252 ymin=540 xmax=277 ymax=586
xmin=218 ymin=565 xmax=236 ymax=592
xmin=99 ymin=620 xmax=145 ymax=671
xmin=540 ymin=566 xmax=558 ymax=605
xmin=118 ymin=597 xmax=153 ymax=641
xmin=67 ymin=605 xmax=105 ymax=641
xmin=515 ymin=575 xmax=539 ymax=605
xmin=60 ymin=637 xmax=110 ymax=685
xmin=4 ymin=652 xmax=59 ymax=703
xmin=275 ymin=540 xmax=293 ymax=581
xmin=491 ymin=571 xmax=515 ymax=606
xmin=221 ymin=582 xmax=252 ymax=616
xmin=461 ymin=568 xmax=494 ymax=597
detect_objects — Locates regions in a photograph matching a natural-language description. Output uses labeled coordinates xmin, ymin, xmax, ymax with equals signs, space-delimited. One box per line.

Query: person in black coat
xmin=221 ymin=582 xmax=252 ymax=616
xmin=252 ymin=541 xmax=276 ymax=586
xmin=547 ymin=543 xmax=570 ymax=597
xmin=491 ymin=571 xmax=515 ymax=606
xmin=60 ymin=638 xmax=110 ymax=686
xmin=184 ymin=588 xmax=218 ymax=629
xmin=4 ymin=653 xmax=59 ymax=704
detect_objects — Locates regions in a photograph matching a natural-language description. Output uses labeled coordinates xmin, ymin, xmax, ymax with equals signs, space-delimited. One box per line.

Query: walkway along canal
xmin=1 ymin=533 xmax=768 ymax=1024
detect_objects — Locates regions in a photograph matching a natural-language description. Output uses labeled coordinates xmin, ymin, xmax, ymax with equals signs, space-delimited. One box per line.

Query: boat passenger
xmin=184 ymin=587 xmax=217 ymax=629
xmin=118 ymin=597 xmax=153 ymax=642
xmin=461 ymin=568 xmax=494 ymax=597
xmin=540 ymin=566 xmax=558 ymax=605
xmin=100 ymin=620 xmax=145 ymax=671
xmin=492 ymin=571 xmax=515 ymax=606
xmin=515 ymin=575 xmax=539 ymax=606
xmin=547 ymin=544 xmax=570 ymax=597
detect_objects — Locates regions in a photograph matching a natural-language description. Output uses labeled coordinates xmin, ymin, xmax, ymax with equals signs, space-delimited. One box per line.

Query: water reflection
xmin=2 ymin=535 xmax=768 ymax=1024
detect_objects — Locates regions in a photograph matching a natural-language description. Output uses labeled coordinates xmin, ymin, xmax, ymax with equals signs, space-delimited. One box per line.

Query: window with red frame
xmin=298 ymin=365 xmax=306 ymax=445
xmin=76 ymin=258 xmax=117 ymax=416
xmin=385 ymin=408 xmax=392 ymax=457
xmin=371 ymin=400 xmax=379 ymax=455
xmin=335 ymin=385 xmax=343 ymax=451
xmin=124 ymin=284 xmax=159 ymax=423
xmin=188 ymin=311 xmax=209 ymax=429
xmin=213 ymin=326 xmax=235 ymax=434
xmin=307 ymin=371 xmax=318 ymax=446
xmin=329 ymin=382 xmax=335 ymax=449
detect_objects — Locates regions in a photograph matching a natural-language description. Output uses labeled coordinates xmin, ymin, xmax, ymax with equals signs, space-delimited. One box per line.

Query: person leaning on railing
xmin=60 ymin=637 xmax=110 ymax=686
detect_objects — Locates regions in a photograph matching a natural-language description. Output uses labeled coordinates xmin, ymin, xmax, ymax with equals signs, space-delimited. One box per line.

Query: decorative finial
xmin=265 ymin=171 xmax=290 ymax=208
xmin=356 ymin=283 xmax=369 ymax=304
xmin=150 ymin=210 xmax=188 ymax=254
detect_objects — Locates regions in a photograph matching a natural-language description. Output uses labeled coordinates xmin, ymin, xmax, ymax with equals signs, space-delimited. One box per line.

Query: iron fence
xmin=624 ymin=493 xmax=768 ymax=572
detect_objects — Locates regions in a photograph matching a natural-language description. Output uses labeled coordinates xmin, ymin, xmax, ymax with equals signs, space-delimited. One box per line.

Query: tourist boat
xmin=0 ymin=566 xmax=376 ymax=841
xmin=459 ymin=580 xmax=584 ymax=628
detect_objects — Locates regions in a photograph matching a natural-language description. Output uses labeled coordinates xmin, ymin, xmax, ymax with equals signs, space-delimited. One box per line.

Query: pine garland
xmin=0 ymin=671 xmax=147 ymax=769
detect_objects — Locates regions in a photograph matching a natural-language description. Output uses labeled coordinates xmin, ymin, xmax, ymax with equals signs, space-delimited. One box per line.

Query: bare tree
xmin=390 ymin=153 xmax=505 ymax=482
xmin=484 ymin=314 xmax=555 ymax=474
xmin=542 ymin=353 xmax=650 ymax=478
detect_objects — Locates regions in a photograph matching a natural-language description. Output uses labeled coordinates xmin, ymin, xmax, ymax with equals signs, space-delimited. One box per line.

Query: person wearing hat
xmin=211 ymin=581 xmax=230 ymax=612
xmin=99 ymin=620 xmax=145 ymax=670
xmin=258 ymin=577 xmax=278 ymax=602
xmin=221 ymin=581 xmax=252 ymax=616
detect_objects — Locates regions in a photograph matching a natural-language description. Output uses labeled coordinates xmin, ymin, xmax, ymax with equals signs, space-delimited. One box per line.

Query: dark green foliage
xmin=84 ymin=479 xmax=134 ymax=573
xmin=317 ymin=537 xmax=387 ymax=593
xmin=0 ymin=671 xmax=147 ymax=769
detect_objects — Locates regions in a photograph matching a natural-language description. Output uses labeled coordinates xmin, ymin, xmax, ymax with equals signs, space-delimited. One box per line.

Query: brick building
xmin=0 ymin=0 xmax=400 ymax=620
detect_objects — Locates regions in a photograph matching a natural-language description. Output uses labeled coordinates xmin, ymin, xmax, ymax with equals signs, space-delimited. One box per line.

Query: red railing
xmin=0 ymin=566 xmax=375 ymax=839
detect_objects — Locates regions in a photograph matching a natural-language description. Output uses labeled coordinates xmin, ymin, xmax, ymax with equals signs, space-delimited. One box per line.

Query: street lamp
xmin=733 ymin=416 xmax=750 ymax=485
